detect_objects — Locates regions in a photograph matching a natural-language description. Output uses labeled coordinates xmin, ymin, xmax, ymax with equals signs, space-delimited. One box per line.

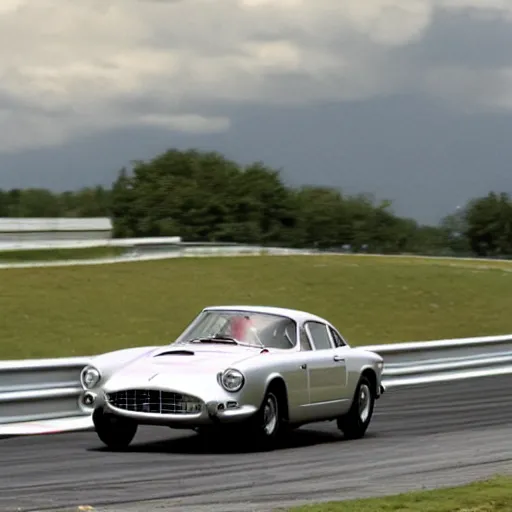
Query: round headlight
xmin=81 ymin=366 xmax=101 ymax=389
xmin=221 ymin=369 xmax=244 ymax=392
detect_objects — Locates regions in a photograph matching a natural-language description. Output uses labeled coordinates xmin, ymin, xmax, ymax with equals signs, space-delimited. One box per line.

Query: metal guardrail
xmin=364 ymin=333 xmax=512 ymax=387
xmin=1 ymin=334 xmax=511 ymax=434
xmin=0 ymin=357 xmax=91 ymax=426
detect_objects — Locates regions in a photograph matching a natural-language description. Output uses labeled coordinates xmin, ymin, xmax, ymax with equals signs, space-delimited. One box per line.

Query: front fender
xmin=87 ymin=346 xmax=162 ymax=388
xmin=231 ymin=367 xmax=288 ymax=413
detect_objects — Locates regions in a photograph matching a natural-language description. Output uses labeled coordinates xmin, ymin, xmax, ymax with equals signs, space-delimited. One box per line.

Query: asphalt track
xmin=2 ymin=375 xmax=512 ymax=512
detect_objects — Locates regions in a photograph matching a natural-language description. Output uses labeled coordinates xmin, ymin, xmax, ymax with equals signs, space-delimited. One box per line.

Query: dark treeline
xmin=1 ymin=149 xmax=511 ymax=257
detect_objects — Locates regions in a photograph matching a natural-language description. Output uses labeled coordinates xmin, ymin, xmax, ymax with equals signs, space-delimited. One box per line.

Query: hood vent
xmin=155 ymin=350 xmax=195 ymax=357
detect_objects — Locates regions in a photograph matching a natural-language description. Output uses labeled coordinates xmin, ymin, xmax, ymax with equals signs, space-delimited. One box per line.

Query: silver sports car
xmin=80 ymin=305 xmax=385 ymax=450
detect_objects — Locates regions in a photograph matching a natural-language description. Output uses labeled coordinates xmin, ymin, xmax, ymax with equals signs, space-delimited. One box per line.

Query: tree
xmin=110 ymin=168 xmax=137 ymax=238
xmin=2 ymin=147 xmax=512 ymax=260
xmin=464 ymin=192 xmax=512 ymax=257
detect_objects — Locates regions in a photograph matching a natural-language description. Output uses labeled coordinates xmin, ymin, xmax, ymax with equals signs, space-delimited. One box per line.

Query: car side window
xmin=305 ymin=321 xmax=333 ymax=350
xmin=329 ymin=327 xmax=345 ymax=347
xmin=299 ymin=328 xmax=312 ymax=351
xmin=266 ymin=319 xmax=297 ymax=349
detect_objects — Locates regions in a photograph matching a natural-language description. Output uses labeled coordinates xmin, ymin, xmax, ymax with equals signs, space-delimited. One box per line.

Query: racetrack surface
xmin=2 ymin=375 xmax=512 ymax=512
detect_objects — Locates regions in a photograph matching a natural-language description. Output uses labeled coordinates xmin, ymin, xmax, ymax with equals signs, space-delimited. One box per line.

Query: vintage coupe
xmin=80 ymin=305 xmax=385 ymax=450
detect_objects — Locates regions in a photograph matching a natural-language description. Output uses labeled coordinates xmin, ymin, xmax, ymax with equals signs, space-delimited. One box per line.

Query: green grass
xmin=285 ymin=475 xmax=512 ymax=511
xmin=0 ymin=246 xmax=125 ymax=262
xmin=1 ymin=254 xmax=512 ymax=359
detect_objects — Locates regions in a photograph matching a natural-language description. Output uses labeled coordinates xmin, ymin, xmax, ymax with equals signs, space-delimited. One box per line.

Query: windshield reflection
xmin=175 ymin=310 xmax=297 ymax=350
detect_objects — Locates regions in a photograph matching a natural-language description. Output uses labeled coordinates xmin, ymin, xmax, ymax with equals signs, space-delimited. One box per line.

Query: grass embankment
xmin=0 ymin=246 xmax=125 ymax=262
xmin=1 ymin=254 xmax=512 ymax=359
xmin=286 ymin=475 xmax=512 ymax=511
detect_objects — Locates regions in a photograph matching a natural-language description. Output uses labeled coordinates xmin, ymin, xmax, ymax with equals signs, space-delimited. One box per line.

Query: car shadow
xmin=89 ymin=425 xmax=378 ymax=455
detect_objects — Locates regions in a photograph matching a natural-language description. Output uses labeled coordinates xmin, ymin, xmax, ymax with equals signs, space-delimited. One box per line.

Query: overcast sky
xmin=1 ymin=0 xmax=511 ymax=225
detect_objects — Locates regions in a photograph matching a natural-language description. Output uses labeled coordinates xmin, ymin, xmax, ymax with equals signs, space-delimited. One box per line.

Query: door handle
xmin=333 ymin=355 xmax=345 ymax=362
xmin=300 ymin=363 xmax=307 ymax=370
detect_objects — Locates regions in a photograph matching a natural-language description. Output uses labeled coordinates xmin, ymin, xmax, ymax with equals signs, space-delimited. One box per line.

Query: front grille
xmin=107 ymin=389 xmax=203 ymax=414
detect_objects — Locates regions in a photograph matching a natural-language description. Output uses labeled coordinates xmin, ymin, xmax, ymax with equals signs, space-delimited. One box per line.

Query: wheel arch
xmin=263 ymin=374 xmax=290 ymax=423
xmin=361 ymin=367 xmax=377 ymax=397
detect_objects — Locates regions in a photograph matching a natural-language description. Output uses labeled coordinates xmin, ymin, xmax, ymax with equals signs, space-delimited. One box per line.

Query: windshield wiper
xmin=188 ymin=335 xmax=239 ymax=345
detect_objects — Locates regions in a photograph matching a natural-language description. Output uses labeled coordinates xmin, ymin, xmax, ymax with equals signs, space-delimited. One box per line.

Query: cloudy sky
xmin=1 ymin=0 xmax=512 ymax=224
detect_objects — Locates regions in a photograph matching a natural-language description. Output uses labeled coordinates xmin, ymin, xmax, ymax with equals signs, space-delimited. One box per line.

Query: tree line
xmin=1 ymin=148 xmax=511 ymax=258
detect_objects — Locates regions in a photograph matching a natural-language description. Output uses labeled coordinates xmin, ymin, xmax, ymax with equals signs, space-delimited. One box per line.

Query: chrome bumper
xmin=84 ymin=390 xmax=258 ymax=427
xmin=104 ymin=400 xmax=258 ymax=426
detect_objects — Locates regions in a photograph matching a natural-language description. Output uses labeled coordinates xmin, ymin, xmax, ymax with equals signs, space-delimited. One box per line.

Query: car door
xmin=327 ymin=325 xmax=350 ymax=398
xmin=303 ymin=321 xmax=348 ymax=416
xmin=275 ymin=324 xmax=311 ymax=421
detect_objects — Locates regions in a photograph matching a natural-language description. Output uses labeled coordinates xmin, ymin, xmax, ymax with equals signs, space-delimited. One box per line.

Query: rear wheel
xmin=93 ymin=408 xmax=138 ymax=450
xmin=337 ymin=375 xmax=375 ymax=440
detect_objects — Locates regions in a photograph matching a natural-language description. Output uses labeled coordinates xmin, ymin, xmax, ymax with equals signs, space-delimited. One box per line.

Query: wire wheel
xmin=336 ymin=375 xmax=375 ymax=440
xmin=262 ymin=393 xmax=278 ymax=436
xmin=358 ymin=383 xmax=371 ymax=423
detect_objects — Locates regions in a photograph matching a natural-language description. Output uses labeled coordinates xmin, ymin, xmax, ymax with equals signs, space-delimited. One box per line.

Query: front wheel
xmin=93 ymin=408 xmax=138 ymax=450
xmin=249 ymin=389 xmax=282 ymax=449
xmin=337 ymin=375 xmax=375 ymax=440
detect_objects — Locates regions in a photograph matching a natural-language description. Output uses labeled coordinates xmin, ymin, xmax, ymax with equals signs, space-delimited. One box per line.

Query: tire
xmin=337 ymin=375 xmax=375 ymax=440
xmin=249 ymin=389 xmax=282 ymax=449
xmin=93 ymin=408 xmax=138 ymax=450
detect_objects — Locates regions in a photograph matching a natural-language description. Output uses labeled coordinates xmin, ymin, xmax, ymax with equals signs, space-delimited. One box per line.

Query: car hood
xmin=104 ymin=343 xmax=261 ymax=387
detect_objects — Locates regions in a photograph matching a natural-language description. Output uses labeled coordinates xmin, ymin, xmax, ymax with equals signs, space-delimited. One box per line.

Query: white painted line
xmin=0 ymin=416 xmax=93 ymax=436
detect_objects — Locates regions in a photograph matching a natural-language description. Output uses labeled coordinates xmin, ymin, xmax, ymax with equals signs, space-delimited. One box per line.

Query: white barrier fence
xmin=1 ymin=333 xmax=511 ymax=436
xmin=1 ymin=236 xmax=511 ymax=269
xmin=0 ymin=242 xmax=317 ymax=270
xmin=0 ymin=236 xmax=182 ymax=252
xmin=0 ymin=217 xmax=113 ymax=246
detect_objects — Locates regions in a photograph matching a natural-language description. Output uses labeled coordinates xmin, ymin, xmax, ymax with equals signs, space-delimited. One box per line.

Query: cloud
xmin=138 ymin=114 xmax=230 ymax=132
xmin=441 ymin=0 xmax=512 ymax=15
xmin=0 ymin=0 xmax=511 ymax=152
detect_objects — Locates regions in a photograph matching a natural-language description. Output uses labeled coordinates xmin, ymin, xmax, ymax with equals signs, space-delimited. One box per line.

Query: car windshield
xmin=175 ymin=310 xmax=297 ymax=350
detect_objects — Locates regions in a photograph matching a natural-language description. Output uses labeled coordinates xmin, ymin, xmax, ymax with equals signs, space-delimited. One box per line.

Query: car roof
xmin=202 ymin=305 xmax=329 ymax=324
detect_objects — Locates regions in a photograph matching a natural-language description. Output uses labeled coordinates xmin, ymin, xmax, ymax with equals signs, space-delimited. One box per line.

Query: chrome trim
xmin=80 ymin=365 xmax=101 ymax=390
xmin=106 ymin=389 xmax=203 ymax=415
